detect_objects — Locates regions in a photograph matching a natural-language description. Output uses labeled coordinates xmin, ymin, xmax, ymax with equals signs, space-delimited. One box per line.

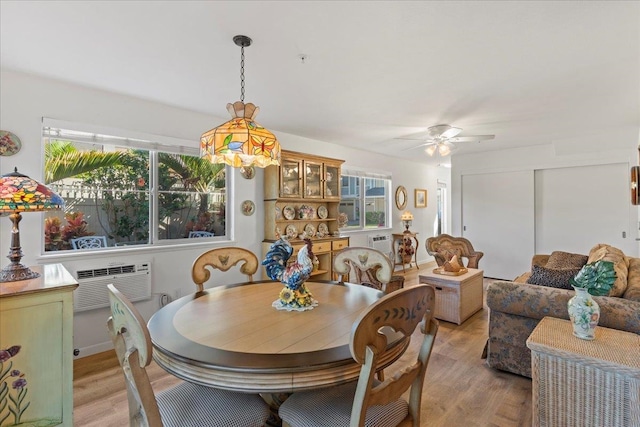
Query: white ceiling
xmin=1 ymin=1 xmax=639 ymax=164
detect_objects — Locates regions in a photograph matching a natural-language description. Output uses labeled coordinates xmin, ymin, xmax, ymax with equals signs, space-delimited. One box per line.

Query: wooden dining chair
xmin=333 ymin=247 xmax=393 ymax=292
xmin=278 ymin=284 xmax=438 ymax=427
xmin=106 ymin=284 xmax=270 ymax=427
xmin=191 ymin=247 xmax=259 ymax=292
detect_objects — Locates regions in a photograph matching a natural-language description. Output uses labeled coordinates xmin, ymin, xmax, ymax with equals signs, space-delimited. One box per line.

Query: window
xmin=435 ymin=181 xmax=448 ymax=235
xmin=339 ymin=170 xmax=391 ymax=230
xmin=43 ymin=123 xmax=227 ymax=252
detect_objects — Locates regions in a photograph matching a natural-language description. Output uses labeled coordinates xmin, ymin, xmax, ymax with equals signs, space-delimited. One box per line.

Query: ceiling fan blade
xmin=449 ymin=134 xmax=495 ymax=143
xmin=394 ymin=137 xmax=431 ymax=141
xmin=427 ymin=124 xmax=462 ymax=139
xmin=401 ymin=141 xmax=433 ymax=151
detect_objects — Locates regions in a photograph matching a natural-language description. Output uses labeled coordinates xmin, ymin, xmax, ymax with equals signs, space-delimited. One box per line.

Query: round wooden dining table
xmin=147 ymin=280 xmax=409 ymax=394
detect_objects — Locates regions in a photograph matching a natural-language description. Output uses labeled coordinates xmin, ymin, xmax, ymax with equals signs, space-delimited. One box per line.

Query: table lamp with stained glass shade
xmin=401 ymin=211 xmax=414 ymax=232
xmin=0 ymin=168 xmax=64 ymax=282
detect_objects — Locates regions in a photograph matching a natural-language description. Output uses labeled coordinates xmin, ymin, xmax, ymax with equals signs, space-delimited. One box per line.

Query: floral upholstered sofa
xmin=485 ymin=244 xmax=640 ymax=378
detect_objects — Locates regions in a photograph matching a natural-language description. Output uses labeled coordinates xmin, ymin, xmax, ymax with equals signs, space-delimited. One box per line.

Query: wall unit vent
xmin=74 ymin=262 xmax=151 ymax=312
xmin=368 ymin=234 xmax=392 ymax=258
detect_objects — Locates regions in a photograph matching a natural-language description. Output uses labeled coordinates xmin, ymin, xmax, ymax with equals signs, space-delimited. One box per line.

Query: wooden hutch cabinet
xmin=0 ymin=264 xmax=78 ymax=427
xmin=263 ymin=150 xmax=348 ymax=280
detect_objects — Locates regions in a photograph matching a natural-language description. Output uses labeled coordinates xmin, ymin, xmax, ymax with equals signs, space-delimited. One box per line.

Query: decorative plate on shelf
xmin=241 ymin=200 xmax=256 ymax=216
xmin=275 ymin=206 xmax=282 ymax=220
xmin=285 ymin=224 xmax=298 ymax=240
xmin=317 ymin=205 xmax=328 ymax=219
xmin=338 ymin=212 xmax=349 ymax=228
xmin=317 ymin=223 xmax=329 ymax=237
xmin=304 ymin=223 xmax=316 ymax=238
xmin=283 ymin=205 xmax=296 ymax=220
xmin=298 ymin=204 xmax=315 ymax=219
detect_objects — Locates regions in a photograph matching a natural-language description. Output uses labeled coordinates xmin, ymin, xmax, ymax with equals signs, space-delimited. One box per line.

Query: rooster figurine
xmin=262 ymin=238 xmax=318 ymax=310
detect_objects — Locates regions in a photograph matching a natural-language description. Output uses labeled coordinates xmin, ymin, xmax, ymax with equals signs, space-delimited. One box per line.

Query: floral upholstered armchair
xmin=426 ymin=234 xmax=484 ymax=268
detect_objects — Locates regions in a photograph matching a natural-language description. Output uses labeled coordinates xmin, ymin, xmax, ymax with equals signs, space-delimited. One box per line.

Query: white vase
xmin=567 ymin=285 xmax=600 ymax=340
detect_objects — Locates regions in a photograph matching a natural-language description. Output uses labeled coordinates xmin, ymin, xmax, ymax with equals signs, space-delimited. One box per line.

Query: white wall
xmin=450 ymin=135 xmax=640 ymax=272
xmin=0 ymin=70 xmax=447 ymax=356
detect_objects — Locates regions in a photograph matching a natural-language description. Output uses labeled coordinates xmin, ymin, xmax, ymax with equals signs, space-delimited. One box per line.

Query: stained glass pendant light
xmin=200 ymin=35 xmax=281 ymax=168
xmin=0 ymin=168 xmax=64 ymax=282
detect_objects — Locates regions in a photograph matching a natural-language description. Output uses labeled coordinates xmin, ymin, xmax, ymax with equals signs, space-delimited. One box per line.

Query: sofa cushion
xmin=545 ymin=251 xmax=588 ymax=269
xmin=587 ymin=244 xmax=628 ymax=297
xmin=526 ymin=265 xmax=581 ymax=290
xmin=624 ymin=257 xmax=640 ymax=302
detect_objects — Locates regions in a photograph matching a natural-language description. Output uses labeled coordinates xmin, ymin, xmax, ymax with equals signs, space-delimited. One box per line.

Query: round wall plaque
xmin=0 ymin=131 xmax=22 ymax=156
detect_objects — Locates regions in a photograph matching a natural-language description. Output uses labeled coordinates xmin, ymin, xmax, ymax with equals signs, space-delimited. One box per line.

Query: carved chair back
xmin=191 ymin=247 xmax=259 ymax=292
xmin=333 ymin=247 xmax=393 ymax=292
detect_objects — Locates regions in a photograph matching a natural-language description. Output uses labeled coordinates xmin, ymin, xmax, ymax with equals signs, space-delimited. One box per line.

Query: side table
xmin=392 ymin=232 xmax=419 ymax=272
xmin=526 ymin=317 xmax=640 ymax=427
xmin=418 ymin=268 xmax=483 ymax=325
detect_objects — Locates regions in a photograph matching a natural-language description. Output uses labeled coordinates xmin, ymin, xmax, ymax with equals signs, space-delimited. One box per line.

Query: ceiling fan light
xmin=425 ymin=145 xmax=437 ymax=156
xmin=438 ymin=144 xmax=451 ymax=156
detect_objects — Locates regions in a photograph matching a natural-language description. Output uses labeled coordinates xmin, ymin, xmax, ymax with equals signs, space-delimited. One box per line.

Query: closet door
xmin=462 ymin=171 xmax=535 ymax=280
xmin=535 ymin=163 xmax=635 ymax=256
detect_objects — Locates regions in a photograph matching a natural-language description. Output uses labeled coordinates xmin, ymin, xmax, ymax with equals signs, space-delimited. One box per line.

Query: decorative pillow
xmin=526 ymin=265 xmax=582 ymax=290
xmin=623 ymin=257 xmax=640 ymax=302
xmin=545 ymin=251 xmax=588 ymax=269
xmin=587 ymin=244 xmax=628 ymax=297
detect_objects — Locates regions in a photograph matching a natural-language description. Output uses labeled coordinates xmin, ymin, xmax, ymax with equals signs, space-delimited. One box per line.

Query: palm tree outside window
xmin=42 ymin=124 xmax=227 ymax=252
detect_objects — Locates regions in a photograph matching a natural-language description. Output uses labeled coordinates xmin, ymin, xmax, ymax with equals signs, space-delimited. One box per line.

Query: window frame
xmin=41 ymin=118 xmax=232 ymax=254
xmin=339 ymin=169 xmax=392 ymax=231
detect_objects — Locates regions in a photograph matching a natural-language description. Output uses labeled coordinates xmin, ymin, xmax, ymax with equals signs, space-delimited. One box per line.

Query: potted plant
xmin=567 ymin=260 xmax=616 ymax=340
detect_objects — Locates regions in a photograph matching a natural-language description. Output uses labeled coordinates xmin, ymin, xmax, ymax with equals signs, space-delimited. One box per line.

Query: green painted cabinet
xmin=0 ymin=264 xmax=77 ymax=427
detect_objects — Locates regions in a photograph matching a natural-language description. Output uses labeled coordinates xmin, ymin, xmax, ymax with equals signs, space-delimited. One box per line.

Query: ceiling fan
xmin=397 ymin=124 xmax=495 ymax=156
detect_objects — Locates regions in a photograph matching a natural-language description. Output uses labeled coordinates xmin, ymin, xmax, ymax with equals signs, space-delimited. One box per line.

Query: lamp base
xmin=0 ymin=263 xmax=40 ymax=283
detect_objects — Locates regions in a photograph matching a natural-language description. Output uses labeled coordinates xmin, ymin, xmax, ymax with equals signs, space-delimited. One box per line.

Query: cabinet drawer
xmin=314 ymin=241 xmax=332 ymax=253
xmin=293 ymin=241 xmax=331 ymax=254
xmin=332 ymin=239 xmax=349 ymax=251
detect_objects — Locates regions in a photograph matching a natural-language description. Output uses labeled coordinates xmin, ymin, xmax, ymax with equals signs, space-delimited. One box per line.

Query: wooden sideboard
xmin=0 ymin=264 xmax=78 ymax=427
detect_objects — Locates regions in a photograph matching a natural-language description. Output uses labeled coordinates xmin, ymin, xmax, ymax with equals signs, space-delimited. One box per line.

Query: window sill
xmin=339 ymin=227 xmax=393 ymax=235
xmin=37 ymin=238 xmax=236 ymax=263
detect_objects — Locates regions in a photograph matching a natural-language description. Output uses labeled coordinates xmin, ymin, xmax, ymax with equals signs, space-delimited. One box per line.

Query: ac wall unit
xmin=74 ymin=262 xmax=151 ymax=312
xmin=368 ymin=234 xmax=392 ymax=258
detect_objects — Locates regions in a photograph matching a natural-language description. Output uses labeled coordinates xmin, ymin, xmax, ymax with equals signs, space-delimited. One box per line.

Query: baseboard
xmin=74 ymin=341 xmax=114 ymax=360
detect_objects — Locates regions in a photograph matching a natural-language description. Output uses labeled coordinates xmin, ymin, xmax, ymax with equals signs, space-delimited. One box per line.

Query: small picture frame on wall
xmin=415 ymin=189 xmax=427 ymax=208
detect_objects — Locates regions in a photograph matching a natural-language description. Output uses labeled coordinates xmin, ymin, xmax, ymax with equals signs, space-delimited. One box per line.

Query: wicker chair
xmin=426 ymin=234 xmax=484 ymax=268
xmin=106 ymin=284 xmax=270 ymax=426
xmin=279 ymin=285 xmax=439 ymax=427
xmin=191 ymin=247 xmax=259 ymax=292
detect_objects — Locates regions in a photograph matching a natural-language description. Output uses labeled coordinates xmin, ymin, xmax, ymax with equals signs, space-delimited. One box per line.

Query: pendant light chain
xmin=240 ymin=45 xmax=245 ymax=102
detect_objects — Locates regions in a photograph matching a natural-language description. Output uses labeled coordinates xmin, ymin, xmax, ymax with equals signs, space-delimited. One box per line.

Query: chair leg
xmin=377 ymin=370 xmax=385 ymax=382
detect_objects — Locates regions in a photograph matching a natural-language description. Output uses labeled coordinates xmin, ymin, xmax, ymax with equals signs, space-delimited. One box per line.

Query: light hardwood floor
xmin=73 ymin=266 xmax=532 ymax=426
